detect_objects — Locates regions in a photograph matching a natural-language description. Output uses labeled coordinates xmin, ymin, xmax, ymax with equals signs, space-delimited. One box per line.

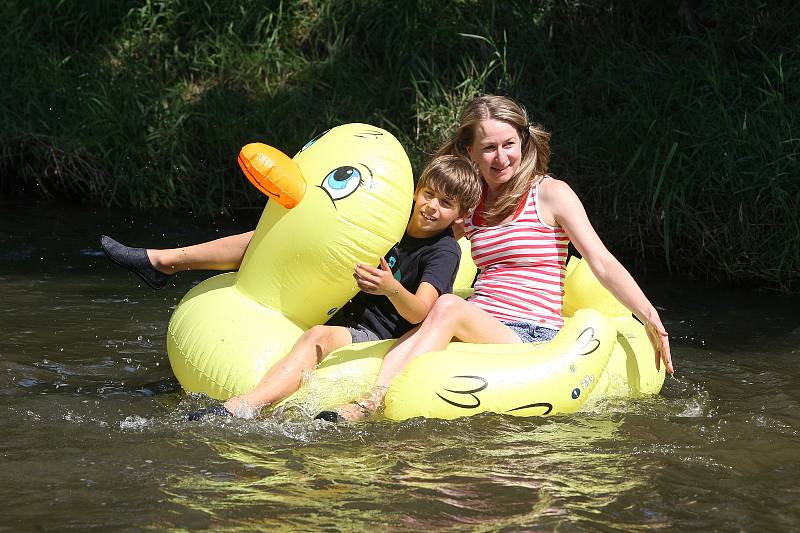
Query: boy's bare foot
xmin=223 ymin=396 xmax=260 ymax=419
xmin=100 ymin=235 xmax=171 ymax=290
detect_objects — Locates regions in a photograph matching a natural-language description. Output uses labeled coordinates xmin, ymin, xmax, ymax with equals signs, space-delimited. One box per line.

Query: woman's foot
xmin=315 ymin=386 xmax=387 ymax=423
xmin=315 ymin=400 xmax=375 ymax=423
xmin=100 ymin=235 xmax=171 ymax=290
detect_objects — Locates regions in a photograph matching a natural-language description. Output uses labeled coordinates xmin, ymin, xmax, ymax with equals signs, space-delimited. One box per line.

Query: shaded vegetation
xmin=1 ymin=0 xmax=797 ymax=292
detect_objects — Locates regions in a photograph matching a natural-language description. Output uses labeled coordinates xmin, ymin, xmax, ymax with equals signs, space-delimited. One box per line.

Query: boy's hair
xmin=415 ymin=155 xmax=481 ymax=214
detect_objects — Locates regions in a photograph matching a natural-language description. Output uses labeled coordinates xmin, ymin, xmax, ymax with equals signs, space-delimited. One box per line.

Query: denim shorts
xmin=347 ymin=325 xmax=382 ymax=343
xmin=501 ymin=321 xmax=559 ymax=343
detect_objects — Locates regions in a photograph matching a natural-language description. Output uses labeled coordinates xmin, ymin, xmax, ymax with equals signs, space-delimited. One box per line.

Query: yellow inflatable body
xmin=167 ymin=125 xmax=665 ymax=420
xmin=167 ymin=124 xmax=414 ymax=399
xmin=299 ymin=257 xmax=665 ymax=420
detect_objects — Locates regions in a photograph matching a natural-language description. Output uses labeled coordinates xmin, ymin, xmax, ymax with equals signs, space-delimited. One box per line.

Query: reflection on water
xmin=1 ymin=204 xmax=799 ymax=530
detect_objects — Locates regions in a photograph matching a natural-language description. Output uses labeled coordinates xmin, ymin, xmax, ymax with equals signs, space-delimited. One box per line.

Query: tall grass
xmin=1 ymin=1 xmax=797 ymax=292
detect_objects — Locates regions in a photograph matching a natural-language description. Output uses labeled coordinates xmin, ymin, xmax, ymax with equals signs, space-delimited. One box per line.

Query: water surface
xmin=2 ymin=204 xmax=799 ymax=530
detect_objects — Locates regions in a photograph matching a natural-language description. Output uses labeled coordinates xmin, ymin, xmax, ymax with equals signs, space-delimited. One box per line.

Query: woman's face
xmin=466 ymin=119 xmax=522 ymax=192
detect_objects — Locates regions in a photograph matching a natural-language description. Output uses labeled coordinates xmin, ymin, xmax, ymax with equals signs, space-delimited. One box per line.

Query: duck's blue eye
xmin=300 ymin=129 xmax=330 ymax=152
xmin=321 ymin=166 xmax=361 ymax=201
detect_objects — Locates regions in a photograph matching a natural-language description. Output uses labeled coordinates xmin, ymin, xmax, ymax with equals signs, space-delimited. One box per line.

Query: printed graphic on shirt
xmin=386 ymin=247 xmax=401 ymax=280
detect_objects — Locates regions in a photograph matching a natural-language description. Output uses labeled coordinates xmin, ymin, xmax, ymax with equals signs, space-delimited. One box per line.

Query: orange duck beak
xmin=237 ymin=143 xmax=307 ymax=208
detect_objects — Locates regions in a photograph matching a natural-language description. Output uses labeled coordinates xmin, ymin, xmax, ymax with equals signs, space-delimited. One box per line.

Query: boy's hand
xmin=354 ymin=257 xmax=401 ymax=296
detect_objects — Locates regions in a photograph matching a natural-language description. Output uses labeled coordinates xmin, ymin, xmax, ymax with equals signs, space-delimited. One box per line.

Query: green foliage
xmin=0 ymin=0 xmax=797 ymax=291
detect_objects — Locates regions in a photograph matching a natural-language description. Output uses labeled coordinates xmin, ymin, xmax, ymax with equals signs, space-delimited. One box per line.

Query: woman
xmin=321 ymin=95 xmax=673 ymax=422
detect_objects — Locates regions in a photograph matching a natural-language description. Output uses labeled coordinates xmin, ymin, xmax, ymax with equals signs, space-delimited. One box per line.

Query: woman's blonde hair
xmin=435 ymin=95 xmax=551 ymax=225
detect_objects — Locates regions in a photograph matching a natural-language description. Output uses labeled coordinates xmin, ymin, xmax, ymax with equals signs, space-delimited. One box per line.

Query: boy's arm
xmin=354 ymin=258 xmax=440 ymax=324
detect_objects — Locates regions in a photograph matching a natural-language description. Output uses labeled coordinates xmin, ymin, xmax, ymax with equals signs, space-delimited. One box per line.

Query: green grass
xmin=1 ymin=0 xmax=797 ymax=292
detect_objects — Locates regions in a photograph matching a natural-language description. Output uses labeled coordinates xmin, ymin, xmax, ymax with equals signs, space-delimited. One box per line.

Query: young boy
xmin=220 ymin=154 xmax=481 ymax=419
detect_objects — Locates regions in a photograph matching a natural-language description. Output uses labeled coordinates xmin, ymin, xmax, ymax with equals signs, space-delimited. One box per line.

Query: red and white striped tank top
xmin=464 ymin=179 xmax=569 ymax=329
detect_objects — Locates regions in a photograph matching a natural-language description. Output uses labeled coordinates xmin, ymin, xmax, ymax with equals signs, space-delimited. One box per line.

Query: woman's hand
xmin=543 ymin=178 xmax=676 ymax=376
xmin=354 ymin=257 xmax=401 ymax=296
xmin=644 ymin=315 xmax=673 ymax=375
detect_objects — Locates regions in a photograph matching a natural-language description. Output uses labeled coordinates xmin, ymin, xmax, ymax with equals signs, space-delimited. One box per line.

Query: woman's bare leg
xmin=372 ymin=294 xmax=520 ymax=389
xmin=101 ymin=231 xmax=255 ymax=289
xmin=325 ymin=295 xmax=520 ymax=422
xmin=224 ymin=325 xmax=353 ymax=418
xmin=148 ymin=231 xmax=254 ymax=274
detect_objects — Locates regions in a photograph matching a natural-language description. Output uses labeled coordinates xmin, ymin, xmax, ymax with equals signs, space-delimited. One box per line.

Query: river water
xmin=2 ymin=204 xmax=799 ymax=531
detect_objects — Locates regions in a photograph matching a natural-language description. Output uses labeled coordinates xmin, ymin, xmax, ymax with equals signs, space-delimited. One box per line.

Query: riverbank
xmin=1 ymin=1 xmax=797 ymax=292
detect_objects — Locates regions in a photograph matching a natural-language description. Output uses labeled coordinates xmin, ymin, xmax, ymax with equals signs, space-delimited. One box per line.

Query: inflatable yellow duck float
xmin=382 ymin=257 xmax=666 ymax=419
xmin=167 ymin=124 xmax=665 ymax=420
xmin=167 ymin=124 xmax=414 ymax=399
xmin=299 ymin=256 xmax=665 ymax=421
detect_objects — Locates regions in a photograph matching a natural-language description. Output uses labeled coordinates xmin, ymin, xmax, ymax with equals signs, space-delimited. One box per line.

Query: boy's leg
xmin=224 ymin=325 xmax=353 ymax=417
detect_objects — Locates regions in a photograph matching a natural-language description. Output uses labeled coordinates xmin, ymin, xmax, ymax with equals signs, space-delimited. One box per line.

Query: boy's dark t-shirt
xmin=326 ymin=229 xmax=461 ymax=339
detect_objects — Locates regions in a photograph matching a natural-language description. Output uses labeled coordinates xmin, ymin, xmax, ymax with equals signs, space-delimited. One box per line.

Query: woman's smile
xmin=467 ymin=119 xmax=522 ymax=191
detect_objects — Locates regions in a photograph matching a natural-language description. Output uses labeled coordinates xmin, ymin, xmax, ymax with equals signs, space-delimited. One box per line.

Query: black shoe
xmin=314 ymin=410 xmax=342 ymax=423
xmin=187 ymin=404 xmax=232 ymax=421
xmin=314 ymin=401 xmax=373 ymax=423
xmin=100 ymin=235 xmax=171 ymax=290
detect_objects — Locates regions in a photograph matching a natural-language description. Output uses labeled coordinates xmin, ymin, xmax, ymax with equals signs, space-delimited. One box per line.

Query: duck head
xmin=235 ymin=123 xmax=414 ymax=329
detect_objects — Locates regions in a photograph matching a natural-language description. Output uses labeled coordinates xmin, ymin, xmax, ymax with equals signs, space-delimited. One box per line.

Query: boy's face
xmin=405 ymin=186 xmax=464 ymax=238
